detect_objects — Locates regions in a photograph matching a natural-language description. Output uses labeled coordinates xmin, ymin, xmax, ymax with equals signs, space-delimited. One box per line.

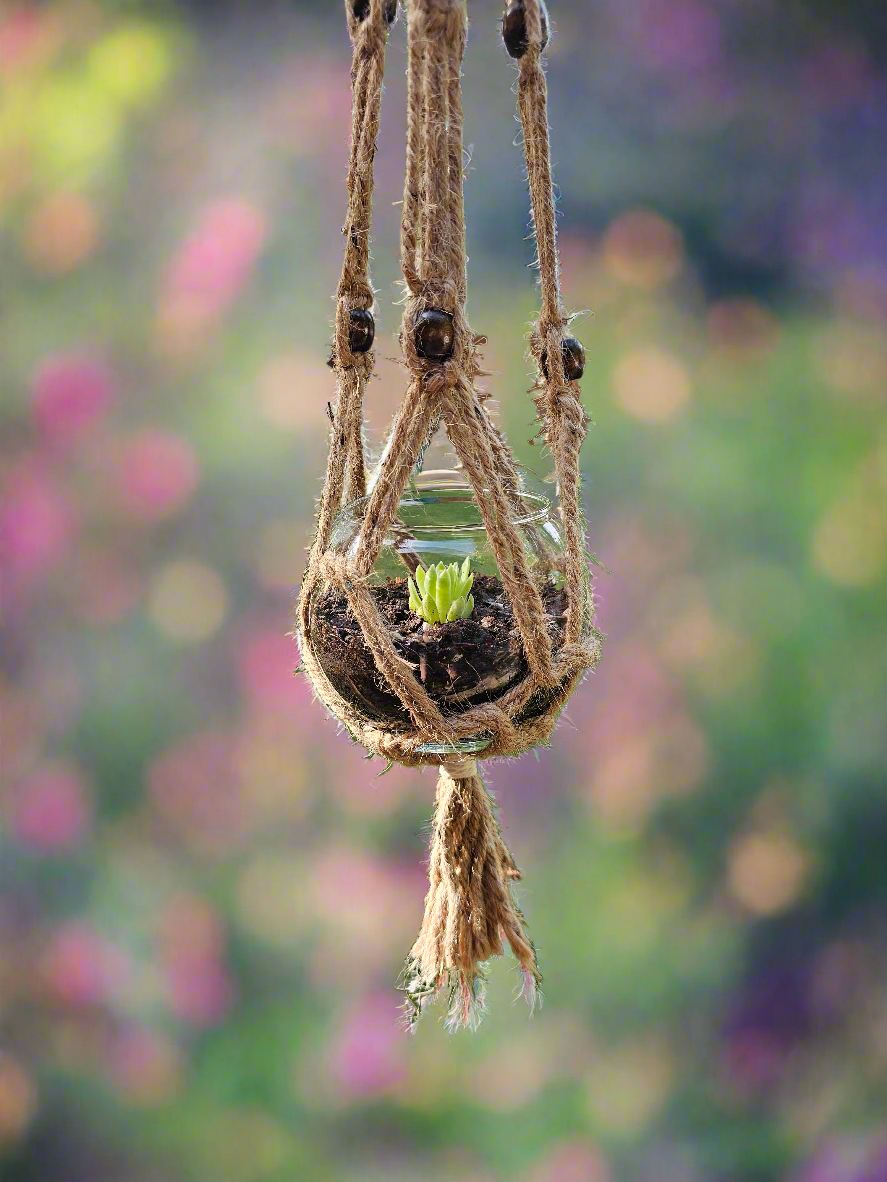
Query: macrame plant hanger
xmin=298 ymin=0 xmax=601 ymax=1030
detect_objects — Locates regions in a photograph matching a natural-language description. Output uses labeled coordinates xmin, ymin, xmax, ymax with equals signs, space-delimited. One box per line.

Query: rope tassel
xmin=400 ymin=756 xmax=541 ymax=1031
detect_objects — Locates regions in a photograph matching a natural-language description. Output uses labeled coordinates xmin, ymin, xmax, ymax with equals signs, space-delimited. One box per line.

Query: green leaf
xmin=409 ymin=559 xmax=475 ymax=623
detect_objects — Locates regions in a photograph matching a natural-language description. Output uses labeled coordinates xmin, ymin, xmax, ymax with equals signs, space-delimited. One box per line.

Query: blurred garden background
xmin=2 ymin=0 xmax=887 ymax=1179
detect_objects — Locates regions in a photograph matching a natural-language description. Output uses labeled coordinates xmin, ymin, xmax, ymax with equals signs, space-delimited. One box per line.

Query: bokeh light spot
xmin=234 ymin=854 xmax=307 ymax=948
xmin=588 ymin=714 xmax=708 ymax=828
xmin=110 ymin=1028 xmax=184 ymax=1107
xmin=236 ymin=627 xmax=307 ymax=708
xmin=8 ymin=762 xmax=91 ymax=852
xmin=1 ymin=459 xmax=74 ymax=584
xmin=658 ymin=595 xmax=761 ymax=698
xmin=813 ymin=320 xmax=887 ymax=402
xmin=584 ymin=1037 xmax=675 ymax=1135
xmin=329 ymin=993 xmax=407 ymax=1101
xmin=199 ymin=1109 xmax=293 ymax=1182
xmin=257 ymin=351 xmax=333 ymax=432
xmin=88 ymin=25 xmax=171 ymax=108
xmin=468 ymin=1037 xmax=548 ymax=1112
xmin=602 ymin=210 xmax=684 ymax=289
xmin=728 ymin=833 xmax=810 ymax=916
xmin=157 ymin=198 xmax=267 ymax=357
xmin=612 ymin=346 xmax=691 ymax=423
xmin=148 ymin=731 xmax=243 ymax=856
xmin=118 ymin=429 xmax=200 ymax=521
xmin=40 ymin=922 xmax=130 ymax=1008
xmin=234 ymin=713 xmax=309 ymax=822
xmin=255 ymin=518 xmax=306 ymax=590
xmin=34 ymin=76 xmax=121 ymax=185
xmin=23 ymin=191 xmax=99 ymax=274
xmin=707 ymin=298 xmax=780 ymax=361
xmin=31 ymin=353 xmax=113 ymax=442
xmin=0 ymin=1052 xmax=38 ymax=1148
xmin=158 ymin=894 xmax=234 ymax=1027
xmin=812 ymin=482 xmax=887 ymax=587
xmin=148 ymin=559 xmax=228 ymax=643
xmin=525 ymin=1140 xmax=611 ymax=1182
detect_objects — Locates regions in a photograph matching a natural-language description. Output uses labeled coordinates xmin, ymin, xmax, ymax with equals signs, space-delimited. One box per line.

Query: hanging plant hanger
xmin=297 ymin=0 xmax=602 ymax=1030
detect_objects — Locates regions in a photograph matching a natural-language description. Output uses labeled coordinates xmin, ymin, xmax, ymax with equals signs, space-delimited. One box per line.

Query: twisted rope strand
xmin=309 ymin=0 xmax=393 ymax=569
xmin=516 ymin=0 xmax=592 ymax=647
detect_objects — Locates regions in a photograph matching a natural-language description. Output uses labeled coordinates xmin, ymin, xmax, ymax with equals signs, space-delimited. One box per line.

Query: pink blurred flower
xmin=267 ymin=58 xmax=352 ymax=156
xmin=306 ymin=846 xmax=422 ymax=988
xmin=31 ymin=354 xmax=114 ymax=444
xmin=0 ymin=7 xmax=53 ymax=72
xmin=525 ymin=1141 xmax=611 ymax=1182
xmin=236 ymin=625 xmax=309 ymax=710
xmin=118 ymin=429 xmax=199 ymax=521
xmin=158 ymin=893 xmax=226 ymax=961
xmin=721 ymin=1030 xmax=786 ymax=1095
xmin=109 ymin=1026 xmax=184 ymax=1106
xmin=330 ymin=993 xmax=407 ymax=1099
xmin=148 ymin=731 xmax=243 ymax=855
xmin=626 ymin=0 xmax=721 ymax=74
xmin=310 ymin=846 xmax=421 ymax=931
xmin=167 ymin=961 xmax=234 ymax=1027
xmin=325 ymin=744 xmax=417 ymax=817
xmin=788 ymin=1137 xmax=887 ymax=1182
xmin=160 ymin=198 xmax=266 ymax=331
xmin=1 ymin=458 xmax=75 ymax=584
xmin=41 ymin=922 xmax=130 ymax=1007
xmin=156 ymin=895 xmax=234 ymax=1026
xmin=8 ymin=763 xmax=91 ymax=851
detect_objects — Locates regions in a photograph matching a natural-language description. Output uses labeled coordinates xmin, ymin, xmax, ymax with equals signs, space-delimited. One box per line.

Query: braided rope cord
xmin=517 ymin=0 xmax=592 ymax=647
xmin=299 ymin=0 xmax=600 ymax=763
xmin=308 ymin=0 xmax=391 ymax=570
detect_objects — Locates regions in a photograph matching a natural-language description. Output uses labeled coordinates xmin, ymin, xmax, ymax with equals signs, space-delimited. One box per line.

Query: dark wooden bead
xmin=541 ymin=336 xmax=586 ymax=382
xmin=502 ymin=0 xmax=550 ymax=59
xmin=561 ymin=336 xmax=585 ymax=380
xmin=352 ymin=0 xmax=397 ymax=23
xmin=349 ymin=309 xmax=375 ymax=354
xmin=414 ymin=309 xmax=455 ymax=361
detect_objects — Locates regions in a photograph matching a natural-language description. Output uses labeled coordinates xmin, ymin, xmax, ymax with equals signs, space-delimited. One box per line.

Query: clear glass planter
xmin=307 ymin=479 xmax=570 ymax=752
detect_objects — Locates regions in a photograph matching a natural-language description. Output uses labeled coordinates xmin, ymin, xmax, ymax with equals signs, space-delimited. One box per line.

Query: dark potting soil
xmin=310 ymin=573 xmax=569 ymax=728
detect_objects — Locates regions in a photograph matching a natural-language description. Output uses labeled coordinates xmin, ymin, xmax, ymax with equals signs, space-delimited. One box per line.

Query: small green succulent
xmin=408 ymin=558 xmax=475 ymax=624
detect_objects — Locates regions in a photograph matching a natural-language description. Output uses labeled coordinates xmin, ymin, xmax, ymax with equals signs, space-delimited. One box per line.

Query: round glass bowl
xmin=306 ymin=481 xmax=570 ymax=749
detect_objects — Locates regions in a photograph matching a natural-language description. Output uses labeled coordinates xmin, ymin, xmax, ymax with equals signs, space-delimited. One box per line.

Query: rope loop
xmin=346 ymin=0 xmax=395 ymax=50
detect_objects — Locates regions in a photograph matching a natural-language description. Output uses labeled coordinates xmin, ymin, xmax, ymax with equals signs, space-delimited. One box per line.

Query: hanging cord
xmin=516 ymin=0 xmax=592 ymax=648
xmin=309 ymin=0 xmax=393 ymax=567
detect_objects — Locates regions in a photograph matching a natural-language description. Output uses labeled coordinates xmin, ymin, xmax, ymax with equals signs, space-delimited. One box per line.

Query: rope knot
xmin=409 ymin=0 xmax=465 ymax=42
xmin=440 ymin=754 xmax=477 ymax=779
xmin=347 ymin=0 xmax=395 ymax=51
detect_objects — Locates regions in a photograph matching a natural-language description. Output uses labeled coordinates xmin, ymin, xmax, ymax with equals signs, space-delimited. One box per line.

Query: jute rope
xmin=297 ymin=0 xmax=601 ymax=1028
xmin=401 ymin=757 xmax=539 ymax=1032
xmin=308 ymin=0 xmax=391 ymax=571
xmin=517 ymin=0 xmax=592 ymax=647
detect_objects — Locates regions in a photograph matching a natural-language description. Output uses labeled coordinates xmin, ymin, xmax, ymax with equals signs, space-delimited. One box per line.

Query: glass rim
xmin=346 ymin=482 xmax=552 ymax=533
